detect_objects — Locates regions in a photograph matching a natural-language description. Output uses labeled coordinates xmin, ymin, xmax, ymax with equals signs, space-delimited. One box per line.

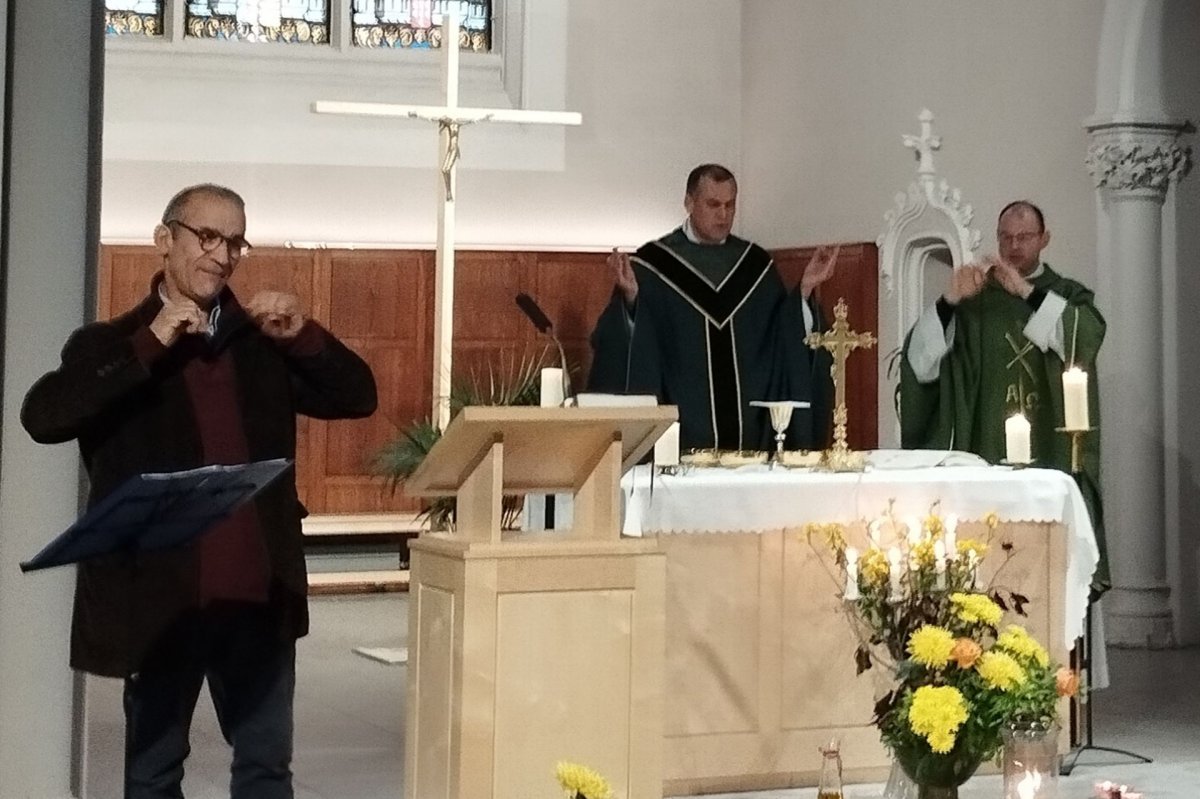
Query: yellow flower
xmin=1056 ymin=667 xmax=1080 ymax=698
xmin=908 ymin=685 xmax=969 ymax=754
xmin=924 ymin=514 xmax=944 ymax=537
xmin=861 ymin=547 xmax=889 ymax=584
xmin=950 ymin=637 xmax=982 ymax=669
xmin=956 ymin=538 xmax=989 ymax=559
xmin=907 ymin=625 xmax=955 ymax=669
xmin=807 ymin=522 xmax=848 ymax=553
xmin=996 ymin=625 xmax=1050 ymax=667
xmin=984 ymin=511 xmax=1000 ymax=530
xmin=976 ymin=650 xmax=1027 ymax=691
xmin=555 ymin=761 xmax=613 ymax=799
xmin=912 ymin=539 xmax=936 ymax=568
xmin=951 ymin=592 xmax=1003 ymax=627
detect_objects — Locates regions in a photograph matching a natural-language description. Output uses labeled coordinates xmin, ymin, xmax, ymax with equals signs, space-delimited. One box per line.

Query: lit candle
xmin=539 ymin=367 xmax=564 ymax=407
xmin=887 ymin=546 xmax=903 ymax=601
xmin=1063 ymin=366 xmax=1090 ymax=430
xmin=942 ymin=514 xmax=958 ymax=561
xmin=933 ymin=540 xmax=947 ymax=590
xmin=1005 ymin=413 xmax=1032 ymax=463
xmin=906 ymin=515 xmax=923 ymax=545
xmin=1016 ymin=770 xmax=1042 ymax=799
xmin=654 ymin=421 xmax=680 ymax=467
xmin=843 ymin=547 xmax=860 ymax=601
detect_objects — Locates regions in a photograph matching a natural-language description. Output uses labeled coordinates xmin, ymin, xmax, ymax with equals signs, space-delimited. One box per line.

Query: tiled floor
xmin=84 ymin=595 xmax=1198 ymax=798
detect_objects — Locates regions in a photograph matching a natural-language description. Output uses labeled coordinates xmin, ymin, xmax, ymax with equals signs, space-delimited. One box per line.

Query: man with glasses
xmin=899 ymin=200 xmax=1108 ymax=594
xmin=22 ymin=183 xmax=377 ymax=798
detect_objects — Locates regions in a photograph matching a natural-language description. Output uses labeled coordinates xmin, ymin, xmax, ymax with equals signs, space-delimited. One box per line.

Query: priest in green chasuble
xmin=900 ymin=201 xmax=1109 ymax=593
xmin=587 ymin=164 xmax=836 ymax=451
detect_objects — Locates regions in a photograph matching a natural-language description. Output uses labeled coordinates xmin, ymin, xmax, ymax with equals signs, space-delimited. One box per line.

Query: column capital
xmin=1084 ymin=120 xmax=1192 ymax=197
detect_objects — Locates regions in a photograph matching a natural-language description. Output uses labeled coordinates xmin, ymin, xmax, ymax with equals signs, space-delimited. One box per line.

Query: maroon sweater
xmin=132 ymin=319 xmax=325 ymax=604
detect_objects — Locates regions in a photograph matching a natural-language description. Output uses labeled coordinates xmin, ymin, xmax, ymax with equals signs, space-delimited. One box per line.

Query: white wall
xmin=100 ymin=1 xmax=743 ymax=250
xmin=739 ymin=0 xmax=1102 ymax=288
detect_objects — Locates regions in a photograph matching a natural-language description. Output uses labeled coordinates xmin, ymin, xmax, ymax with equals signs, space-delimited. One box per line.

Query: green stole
xmin=899 ymin=264 xmax=1110 ymax=594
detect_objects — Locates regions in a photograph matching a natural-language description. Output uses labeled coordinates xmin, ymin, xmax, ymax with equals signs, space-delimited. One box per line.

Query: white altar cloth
xmin=620 ymin=451 xmax=1100 ymax=648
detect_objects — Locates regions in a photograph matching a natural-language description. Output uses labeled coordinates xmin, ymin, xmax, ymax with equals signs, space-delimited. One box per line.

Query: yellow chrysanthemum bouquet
xmin=809 ymin=503 xmax=1076 ymax=793
xmin=555 ymin=761 xmax=613 ymax=799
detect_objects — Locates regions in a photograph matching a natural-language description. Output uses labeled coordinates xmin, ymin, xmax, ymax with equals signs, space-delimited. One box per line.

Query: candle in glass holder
xmin=933 ymin=540 xmax=947 ymax=589
xmin=1005 ymin=413 xmax=1032 ymax=463
xmin=1063 ymin=366 xmax=1090 ymax=430
xmin=942 ymin=514 xmax=958 ymax=561
xmin=868 ymin=518 xmax=883 ymax=548
xmin=887 ymin=547 xmax=903 ymax=601
xmin=906 ymin=515 xmax=923 ymax=545
xmin=843 ymin=547 xmax=860 ymax=601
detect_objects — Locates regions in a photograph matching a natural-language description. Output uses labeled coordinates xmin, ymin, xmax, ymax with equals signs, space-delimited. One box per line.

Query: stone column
xmin=1086 ymin=121 xmax=1191 ymax=647
xmin=0 ymin=3 xmax=104 ymax=795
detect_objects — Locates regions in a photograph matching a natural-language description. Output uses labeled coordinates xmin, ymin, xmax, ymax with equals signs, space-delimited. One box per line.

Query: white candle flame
xmin=1017 ymin=769 xmax=1042 ymax=799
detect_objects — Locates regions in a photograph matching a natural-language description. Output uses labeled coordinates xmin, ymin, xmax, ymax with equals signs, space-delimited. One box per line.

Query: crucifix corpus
xmin=312 ymin=2 xmax=582 ymax=430
xmin=805 ymin=297 xmax=876 ymax=471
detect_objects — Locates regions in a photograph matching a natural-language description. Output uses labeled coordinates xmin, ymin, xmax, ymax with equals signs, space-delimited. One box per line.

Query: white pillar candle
xmin=933 ymin=540 xmax=947 ymax=590
xmin=539 ymin=367 xmax=564 ymax=407
xmin=887 ymin=546 xmax=903 ymax=601
xmin=1005 ymin=413 xmax=1032 ymax=463
xmin=868 ymin=518 xmax=883 ymax=548
xmin=843 ymin=546 xmax=860 ymax=601
xmin=654 ymin=421 xmax=680 ymax=467
xmin=906 ymin=515 xmax=923 ymax=546
xmin=942 ymin=514 xmax=958 ymax=561
xmin=1063 ymin=366 xmax=1090 ymax=430
xmin=967 ymin=550 xmax=980 ymax=589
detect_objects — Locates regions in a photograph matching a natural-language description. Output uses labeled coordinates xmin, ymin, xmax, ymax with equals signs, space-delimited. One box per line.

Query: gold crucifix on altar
xmin=805 ymin=297 xmax=876 ymax=471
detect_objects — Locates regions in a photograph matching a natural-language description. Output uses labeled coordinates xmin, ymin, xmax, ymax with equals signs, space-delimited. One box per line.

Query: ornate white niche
xmin=875 ymin=109 xmax=980 ymax=446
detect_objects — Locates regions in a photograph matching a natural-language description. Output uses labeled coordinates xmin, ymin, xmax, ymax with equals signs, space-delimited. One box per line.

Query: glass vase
xmin=882 ymin=759 xmax=918 ymax=799
xmin=1001 ymin=721 xmax=1060 ymax=798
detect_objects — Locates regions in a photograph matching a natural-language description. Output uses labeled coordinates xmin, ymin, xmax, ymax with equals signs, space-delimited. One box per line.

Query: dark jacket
xmin=21 ymin=280 xmax=377 ymax=677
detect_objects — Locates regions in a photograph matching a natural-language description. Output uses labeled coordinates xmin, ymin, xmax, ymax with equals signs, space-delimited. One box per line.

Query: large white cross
xmin=312 ymin=2 xmax=581 ymax=430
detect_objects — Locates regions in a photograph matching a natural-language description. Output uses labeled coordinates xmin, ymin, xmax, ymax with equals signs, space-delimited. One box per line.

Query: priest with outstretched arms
xmin=900 ymin=200 xmax=1109 ymax=593
xmin=587 ymin=163 xmax=836 ymax=452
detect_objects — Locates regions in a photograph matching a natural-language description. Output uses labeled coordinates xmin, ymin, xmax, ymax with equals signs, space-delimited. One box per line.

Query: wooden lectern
xmin=403 ymin=405 xmax=676 ymax=799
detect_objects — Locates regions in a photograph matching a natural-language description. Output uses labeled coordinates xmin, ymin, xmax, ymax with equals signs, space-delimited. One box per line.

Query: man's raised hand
xmin=609 ymin=248 xmax=638 ymax=306
xmin=800 ymin=244 xmax=841 ymax=299
xmin=247 ymin=291 xmax=306 ymax=341
xmin=944 ymin=263 xmax=989 ymax=305
xmin=149 ymin=297 xmax=209 ymax=346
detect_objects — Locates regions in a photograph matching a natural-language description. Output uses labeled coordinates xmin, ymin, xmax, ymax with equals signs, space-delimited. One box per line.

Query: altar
xmin=620 ymin=451 xmax=1099 ymax=796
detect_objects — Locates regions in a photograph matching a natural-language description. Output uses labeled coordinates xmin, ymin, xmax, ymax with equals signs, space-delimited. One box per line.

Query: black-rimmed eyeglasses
xmin=167 ymin=219 xmax=252 ymax=259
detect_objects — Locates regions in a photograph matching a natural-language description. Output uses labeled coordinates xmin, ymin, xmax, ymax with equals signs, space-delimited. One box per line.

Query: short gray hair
xmin=161 ymin=183 xmax=245 ymax=224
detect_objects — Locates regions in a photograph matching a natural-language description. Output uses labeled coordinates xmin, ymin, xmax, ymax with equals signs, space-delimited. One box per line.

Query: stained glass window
xmin=105 ymin=0 xmax=164 ymax=37
xmin=185 ymin=1 xmax=329 ymax=44
xmin=352 ymin=1 xmax=492 ymax=52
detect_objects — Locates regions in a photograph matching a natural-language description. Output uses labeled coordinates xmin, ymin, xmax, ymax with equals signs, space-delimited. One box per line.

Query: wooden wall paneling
xmin=772 ymin=243 xmax=880 ymax=449
xmin=231 ymin=249 xmax=321 ymax=506
xmin=99 ymin=243 xmax=880 ymax=519
xmin=320 ymin=249 xmax=432 ymax=514
xmin=530 ymin=251 xmax=612 ymax=389
xmin=101 ymin=246 xmax=165 ymax=318
xmin=450 ymin=250 xmax=545 ymax=395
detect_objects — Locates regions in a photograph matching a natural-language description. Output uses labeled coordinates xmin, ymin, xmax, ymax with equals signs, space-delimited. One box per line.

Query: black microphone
xmin=515 ymin=292 xmax=553 ymax=335
xmin=514 ymin=293 xmax=571 ymax=402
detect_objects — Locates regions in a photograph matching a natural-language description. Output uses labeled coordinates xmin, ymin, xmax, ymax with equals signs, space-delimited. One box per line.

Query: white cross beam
xmin=312 ymin=2 xmax=582 ymax=431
